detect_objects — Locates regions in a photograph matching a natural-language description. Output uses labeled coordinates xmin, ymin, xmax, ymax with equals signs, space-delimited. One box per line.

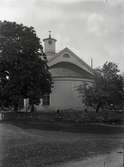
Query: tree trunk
xmin=96 ymin=102 xmax=102 ymax=113
xmin=14 ymin=103 xmax=18 ymax=112
xmin=30 ymin=104 xmax=34 ymax=112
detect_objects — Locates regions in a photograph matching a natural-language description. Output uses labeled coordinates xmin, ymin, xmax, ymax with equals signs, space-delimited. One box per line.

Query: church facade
xmin=38 ymin=33 xmax=94 ymax=111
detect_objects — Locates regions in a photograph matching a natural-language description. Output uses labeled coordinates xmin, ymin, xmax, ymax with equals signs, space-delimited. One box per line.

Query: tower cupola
xmin=43 ymin=31 xmax=57 ymax=60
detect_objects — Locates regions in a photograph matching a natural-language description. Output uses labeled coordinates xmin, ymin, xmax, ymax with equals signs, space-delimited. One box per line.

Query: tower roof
xmin=43 ymin=31 xmax=57 ymax=42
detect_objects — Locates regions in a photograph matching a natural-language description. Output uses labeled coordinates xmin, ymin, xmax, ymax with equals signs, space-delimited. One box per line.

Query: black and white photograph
xmin=0 ymin=0 xmax=124 ymax=166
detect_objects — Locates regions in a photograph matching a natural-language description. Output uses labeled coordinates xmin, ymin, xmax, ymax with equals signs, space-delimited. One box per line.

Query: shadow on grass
xmin=3 ymin=119 xmax=124 ymax=134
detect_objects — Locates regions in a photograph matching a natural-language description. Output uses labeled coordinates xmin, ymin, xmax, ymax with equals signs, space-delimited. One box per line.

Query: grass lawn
xmin=0 ymin=122 xmax=124 ymax=167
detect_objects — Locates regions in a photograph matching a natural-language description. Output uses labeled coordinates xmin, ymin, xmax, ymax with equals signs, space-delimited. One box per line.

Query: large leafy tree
xmin=82 ymin=62 xmax=124 ymax=113
xmin=0 ymin=21 xmax=52 ymax=111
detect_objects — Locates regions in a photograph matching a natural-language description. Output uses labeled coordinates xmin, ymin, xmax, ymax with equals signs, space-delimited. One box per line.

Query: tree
xmin=81 ymin=62 xmax=124 ymax=113
xmin=0 ymin=21 xmax=52 ymax=111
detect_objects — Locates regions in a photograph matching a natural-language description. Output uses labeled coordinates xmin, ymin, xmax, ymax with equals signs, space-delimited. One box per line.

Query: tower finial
xmin=91 ymin=57 xmax=93 ymax=68
xmin=48 ymin=30 xmax=51 ymax=38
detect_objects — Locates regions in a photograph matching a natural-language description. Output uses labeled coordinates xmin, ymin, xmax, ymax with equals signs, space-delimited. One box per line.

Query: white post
xmin=104 ymin=161 xmax=106 ymax=167
xmin=123 ymin=146 xmax=124 ymax=167
xmin=24 ymin=98 xmax=29 ymax=112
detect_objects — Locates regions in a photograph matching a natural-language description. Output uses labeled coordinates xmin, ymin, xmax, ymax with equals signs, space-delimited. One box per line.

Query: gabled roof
xmin=48 ymin=47 xmax=94 ymax=75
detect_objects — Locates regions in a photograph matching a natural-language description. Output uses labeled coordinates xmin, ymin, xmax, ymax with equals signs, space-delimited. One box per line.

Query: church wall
xmin=36 ymin=77 xmax=93 ymax=112
xmin=33 ymin=34 xmax=95 ymax=112
xmin=49 ymin=78 xmax=86 ymax=110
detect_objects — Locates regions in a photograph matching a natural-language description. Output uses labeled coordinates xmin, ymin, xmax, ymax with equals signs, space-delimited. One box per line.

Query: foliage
xmin=0 ymin=21 xmax=52 ymax=111
xmin=81 ymin=62 xmax=124 ymax=112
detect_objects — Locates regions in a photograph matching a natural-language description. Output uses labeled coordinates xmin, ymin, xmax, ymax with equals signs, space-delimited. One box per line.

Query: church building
xmin=38 ymin=32 xmax=94 ymax=111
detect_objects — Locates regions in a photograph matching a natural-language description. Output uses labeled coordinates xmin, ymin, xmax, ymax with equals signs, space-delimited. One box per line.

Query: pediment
xmin=50 ymin=62 xmax=93 ymax=79
xmin=48 ymin=47 xmax=94 ymax=76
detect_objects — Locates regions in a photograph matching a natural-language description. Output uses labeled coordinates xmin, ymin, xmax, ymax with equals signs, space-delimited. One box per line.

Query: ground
xmin=0 ymin=122 xmax=124 ymax=167
xmin=51 ymin=150 xmax=123 ymax=167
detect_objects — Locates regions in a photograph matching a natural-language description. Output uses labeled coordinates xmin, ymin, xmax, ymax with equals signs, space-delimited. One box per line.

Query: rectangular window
xmin=43 ymin=94 xmax=50 ymax=106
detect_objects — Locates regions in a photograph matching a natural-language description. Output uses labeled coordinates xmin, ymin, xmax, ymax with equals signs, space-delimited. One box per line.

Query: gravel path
xmin=50 ymin=148 xmax=123 ymax=167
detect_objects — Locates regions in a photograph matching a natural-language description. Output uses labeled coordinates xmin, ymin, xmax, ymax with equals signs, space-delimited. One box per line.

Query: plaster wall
xmin=49 ymin=79 xmax=84 ymax=110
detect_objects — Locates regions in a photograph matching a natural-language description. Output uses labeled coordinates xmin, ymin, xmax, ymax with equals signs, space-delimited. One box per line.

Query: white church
xmin=36 ymin=32 xmax=94 ymax=111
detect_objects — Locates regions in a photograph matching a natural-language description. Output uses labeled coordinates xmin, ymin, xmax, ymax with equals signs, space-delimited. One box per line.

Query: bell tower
xmin=43 ymin=31 xmax=57 ymax=60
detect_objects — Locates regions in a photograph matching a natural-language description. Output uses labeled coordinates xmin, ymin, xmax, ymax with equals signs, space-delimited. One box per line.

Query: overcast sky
xmin=0 ymin=0 xmax=123 ymax=72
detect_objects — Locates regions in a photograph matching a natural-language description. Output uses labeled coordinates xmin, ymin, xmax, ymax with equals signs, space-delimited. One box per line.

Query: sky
xmin=0 ymin=0 xmax=123 ymax=72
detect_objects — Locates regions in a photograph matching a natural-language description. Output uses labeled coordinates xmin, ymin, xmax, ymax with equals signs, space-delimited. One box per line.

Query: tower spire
xmin=91 ymin=57 xmax=93 ymax=68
